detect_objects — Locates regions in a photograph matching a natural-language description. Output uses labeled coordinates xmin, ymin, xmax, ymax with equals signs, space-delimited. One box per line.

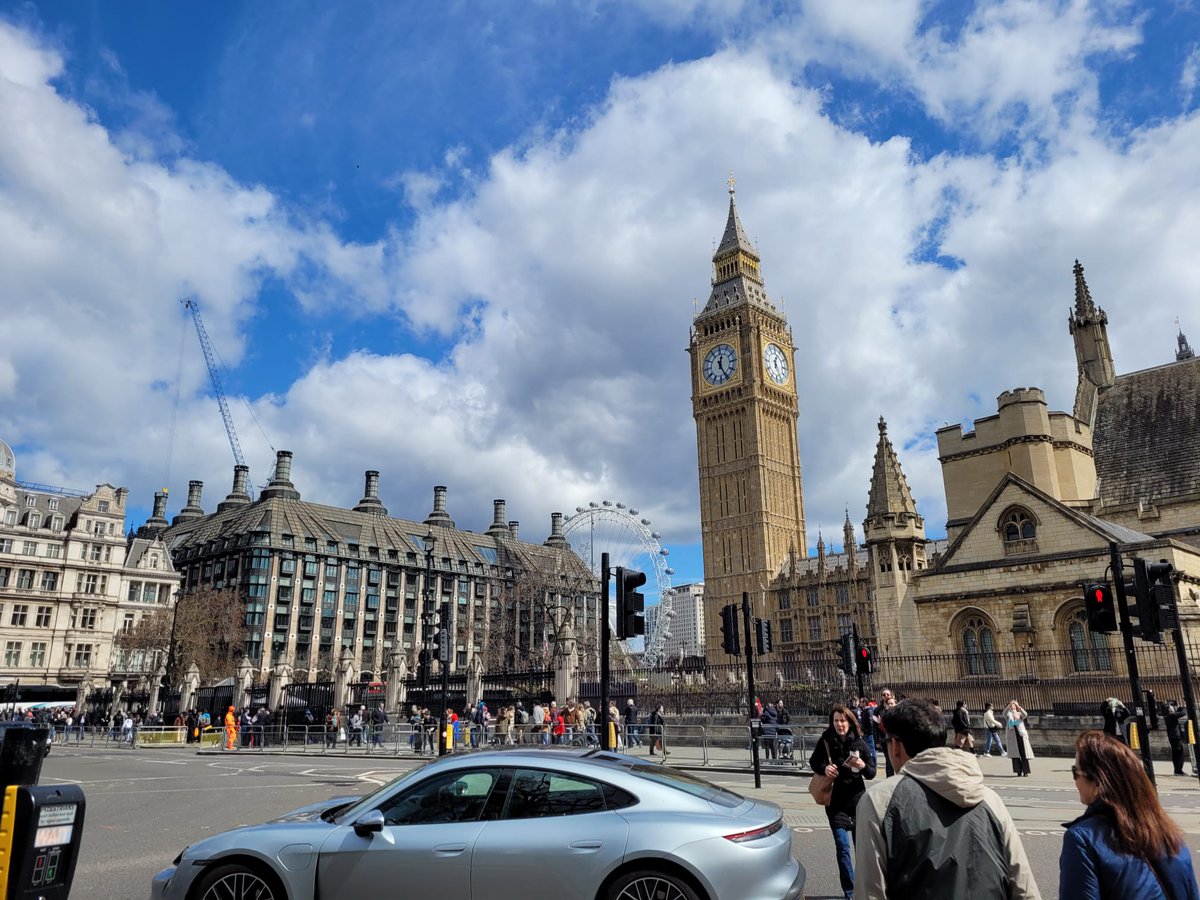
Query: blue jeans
xmin=983 ymin=728 xmax=1006 ymax=756
xmin=832 ymin=825 xmax=855 ymax=896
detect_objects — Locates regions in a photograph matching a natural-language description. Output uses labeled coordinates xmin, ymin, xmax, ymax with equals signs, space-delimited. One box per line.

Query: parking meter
xmin=0 ymin=722 xmax=85 ymax=899
xmin=0 ymin=783 xmax=86 ymax=899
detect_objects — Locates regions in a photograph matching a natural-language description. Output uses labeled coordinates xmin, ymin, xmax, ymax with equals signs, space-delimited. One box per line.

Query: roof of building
xmin=866 ymin=417 xmax=920 ymax=521
xmin=1093 ymin=355 xmax=1200 ymax=511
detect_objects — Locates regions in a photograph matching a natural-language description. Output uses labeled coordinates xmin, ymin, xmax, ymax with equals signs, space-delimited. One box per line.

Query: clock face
xmin=764 ymin=343 xmax=789 ymax=384
xmin=702 ymin=343 xmax=738 ymax=385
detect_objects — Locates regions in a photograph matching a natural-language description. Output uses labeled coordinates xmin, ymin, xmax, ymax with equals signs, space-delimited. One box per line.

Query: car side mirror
xmin=353 ymin=809 xmax=386 ymax=836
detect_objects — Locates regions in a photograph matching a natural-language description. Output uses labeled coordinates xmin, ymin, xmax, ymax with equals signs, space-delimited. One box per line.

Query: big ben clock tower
xmin=689 ymin=180 xmax=807 ymax=659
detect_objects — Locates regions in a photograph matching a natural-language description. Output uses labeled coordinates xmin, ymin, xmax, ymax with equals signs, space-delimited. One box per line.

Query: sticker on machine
xmin=37 ymin=805 xmax=77 ymax=827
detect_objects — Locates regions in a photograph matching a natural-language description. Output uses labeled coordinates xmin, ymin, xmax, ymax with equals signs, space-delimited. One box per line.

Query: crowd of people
xmin=798 ymin=690 xmax=1199 ymax=899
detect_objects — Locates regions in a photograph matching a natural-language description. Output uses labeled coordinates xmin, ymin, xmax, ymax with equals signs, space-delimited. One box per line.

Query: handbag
xmin=808 ymin=740 xmax=834 ymax=806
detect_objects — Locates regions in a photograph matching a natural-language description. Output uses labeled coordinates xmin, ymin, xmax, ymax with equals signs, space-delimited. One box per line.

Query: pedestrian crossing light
xmin=615 ymin=567 xmax=647 ymax=639
xmin=755 ymin=618 xmax=772 ymax=655
xmin=858 ymin=645 xmax=874 ymax=676
xmin=838 ymin=632 xmax=857 ymax=675
xmin=720 ymin=603 xmax=740 ymax=656
xmin=1083 ymin=582 xmax=1118 ymax=633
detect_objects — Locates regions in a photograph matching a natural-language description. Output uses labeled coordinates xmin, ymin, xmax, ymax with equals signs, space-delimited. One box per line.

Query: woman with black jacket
xmin=809 ymin=703 xmax=876 ymax=900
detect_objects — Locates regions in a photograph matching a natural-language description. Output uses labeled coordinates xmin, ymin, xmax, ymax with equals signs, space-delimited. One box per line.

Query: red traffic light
xmin=1092 ymin=587 xmax=1105 ymax=603
xmin=859 ymin=648 xmax=869 ymax=657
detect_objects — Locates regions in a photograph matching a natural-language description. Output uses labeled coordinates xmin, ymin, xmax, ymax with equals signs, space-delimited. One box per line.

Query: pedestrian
xmin=809 ymin=704 xmax=875 ymax=899
xmin=530 ymin=701 xmax=544 ymax=745
xmin=371 ymin=702 xmax=388 ymax=747
xmin=607 ymin=701 xmax=623 ymax=749
xmin=856 ymin=698 xmax=1040 ymax=899
xmin=982 ymin=702 xmax=1008 ymax=757
xmin=303 ymin=708 xmax=316 ymax=743
xmin=256 ymin=706 xmax=271 ymax=748
xmin=224 ymin=705 xmax=238 ymax=751
xmin=1164 ymin=700 xmax=1187 ymax=775
xmin=873 ymin=688 xmax=898 ymax=776
xmin=349 ymin=707 xmax=364 ymax=746
xmin=1061 ymin=730 xmax=1199 ymax=899
xmin=1005 ymin=699 xmax=1033 ymax=776
xmin=471 ymin=700 xmax=487 ymax=748
xmin=624 ymin=699 xmax=640 ymax=747
xmin=1101 ymin=697 xmax=1130 ymax=743
xmin=760 ymin=698 xmax=779 ymax=760
xmin=514 ymin=701 xmax=529 ymax=744
xmin=952 ymin=700 xmax=975 ymax=753
xmin=855 ymin=697 xmax=877 ymax=763
xmin=648 ymin=704 xmax=669 ymax=756
xmin=325 ymin=707 xmax=340 ymax=748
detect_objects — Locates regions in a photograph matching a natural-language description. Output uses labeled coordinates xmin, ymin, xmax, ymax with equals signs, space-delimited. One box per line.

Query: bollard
xmin=1130 ymin=721 xmax=1141 ymax=751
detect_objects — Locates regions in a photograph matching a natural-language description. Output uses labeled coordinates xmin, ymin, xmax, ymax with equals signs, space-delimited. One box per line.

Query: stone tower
xmin=689 ymin=182 xmax=807 ymax=658
xmin=1069 ymin=259 xmax=1116 ymax=426
xmin=864 ymin=417 xmax=927 ymax=655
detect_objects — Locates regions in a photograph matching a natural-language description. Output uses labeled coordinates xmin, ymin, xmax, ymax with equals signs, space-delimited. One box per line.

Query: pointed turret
xmin=843 ymin=508 xmax=857 ymax=570
xmin=1069 ymin=259 xmax=1115 ymax=423
xmin=1177 ymin=320 xmax=1195 ymax=361
xmin=816 ymin=529 xmax=827 ymax=581
xmin=866 ymin=418 xmax=919 ymax=524
xmin=696 ymin=175 xmax=777 ymax=318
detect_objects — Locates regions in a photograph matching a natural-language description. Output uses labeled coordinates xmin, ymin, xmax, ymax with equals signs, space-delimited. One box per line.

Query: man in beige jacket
xmin=855 ymin=699 xmax=1040 ymax=899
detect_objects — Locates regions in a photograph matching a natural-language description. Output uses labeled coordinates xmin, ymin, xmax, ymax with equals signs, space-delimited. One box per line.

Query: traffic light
xmin=755 ymin=618 xmax=773 ymax=655
xmin=858 ymin=645 xmax=874 ymax=676
xmin=1083 ymin=582 xmax=1118 ymax=633
xmin=615 ymin=567 xmax=647 ymax=639
xmin=1131 ymin=557 xmax=1164 ymax=643
xmin=1147 ymin=560 xmax=1178 ymax=630
xmin=416 ymin=648 xmax=430 ymax=683
xmin=720 ymin=604 xmax=740 ymax=656
xmin=838 ymin=632 xmax=857 ymax=675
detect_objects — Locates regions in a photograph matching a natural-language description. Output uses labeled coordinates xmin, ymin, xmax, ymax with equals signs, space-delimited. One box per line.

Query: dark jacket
xmin=808 ymin=727 xmax=875 ymax=830
xmin=1060 ymin=801 xmax=1200 ymax=900
xmin=1102 ymin=701 xmax=1129 ymax=736
xmin=1165 ymin=708 xmax=1185 ymax=744
xmin=952 ymin=706 xmax=971 ymax=734
xmin=760 ymin=704 xmax=779 ymax=737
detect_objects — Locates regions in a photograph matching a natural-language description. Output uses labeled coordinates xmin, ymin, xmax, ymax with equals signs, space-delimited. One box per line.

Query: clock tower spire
xmin=689 ymin=182 xmax=807 ymax=659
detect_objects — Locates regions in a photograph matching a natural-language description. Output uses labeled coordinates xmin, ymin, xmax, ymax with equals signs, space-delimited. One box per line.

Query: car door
xmin=317 ymin=767 xmax=502 ymax=900
xmin=471 ymin=767 xmax=631 ymax=900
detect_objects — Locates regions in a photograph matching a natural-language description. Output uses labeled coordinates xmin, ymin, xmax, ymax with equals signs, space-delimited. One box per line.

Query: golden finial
xmin=727 ymin=170 xmax=735 ymax=197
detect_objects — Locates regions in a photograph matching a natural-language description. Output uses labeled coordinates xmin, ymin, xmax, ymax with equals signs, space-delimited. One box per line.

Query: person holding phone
xmin=808 ymin=703 xmax=876 ymax=899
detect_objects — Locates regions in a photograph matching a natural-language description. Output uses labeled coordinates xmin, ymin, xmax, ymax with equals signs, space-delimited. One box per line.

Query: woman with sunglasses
xmin=1061 ymin=730 xmax=1199 ymax=899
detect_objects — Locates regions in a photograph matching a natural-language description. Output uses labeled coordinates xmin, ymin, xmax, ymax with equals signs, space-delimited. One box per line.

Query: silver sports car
xmin=150 ymin=747 xmax=805 ymax=900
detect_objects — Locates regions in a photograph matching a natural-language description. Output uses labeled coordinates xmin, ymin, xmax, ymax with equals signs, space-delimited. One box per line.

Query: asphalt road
xmin=38 ymin=745 xmax=1200 ymax=900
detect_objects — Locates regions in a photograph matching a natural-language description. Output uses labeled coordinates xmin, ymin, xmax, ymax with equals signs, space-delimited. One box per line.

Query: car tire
xmin=191 ymin=862 xmax=280 ymax=900
xmin=605 ymin=869 xmax=703 ymax=900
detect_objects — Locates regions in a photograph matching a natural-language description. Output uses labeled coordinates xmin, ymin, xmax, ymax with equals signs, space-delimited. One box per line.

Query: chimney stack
xmin=260 ymin=450 xmax=301 ymax=501
xmin=508 ymin=521 xmax=519 ymax=539
xmin=172 ymin=480 xmax=205 ymax=525
xmin=544 ymin=511 xmax=568 ymax=548
xmin=487 ymin=500 xmax=509 ymax=536
xmin=423 ymin=484 xmax=455 ymax=528
xmin=217 ymin=464 xmax=253 ymax=512
xmin=115 ymin=487 xmax=129 ymax=507
xmin=353 ymin=470 xmax=388 ymax=516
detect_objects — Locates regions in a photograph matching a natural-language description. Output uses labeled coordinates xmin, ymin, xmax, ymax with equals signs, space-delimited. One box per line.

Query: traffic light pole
xmin=742 ymin=592 xmax=761 ymax=789
xmin=438 ymin=600 xmax=452 ymax=757
xmin=1166 ymin=588 xmax=1200 ymax=785
xmin=600 ymin=553 xmax=612 ymax=751
xmin=1110 ymin=542 xmax=1155 ymax=785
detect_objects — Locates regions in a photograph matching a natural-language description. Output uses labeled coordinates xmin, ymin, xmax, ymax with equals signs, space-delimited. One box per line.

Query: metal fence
xmin=582 ymin=641 xmax=1200 ymax=717
xmin=400 ymin=669 xmax=553 ymax=714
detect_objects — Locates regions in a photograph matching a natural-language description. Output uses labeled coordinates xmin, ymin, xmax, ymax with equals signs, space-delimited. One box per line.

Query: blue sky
xmin=2 ymin=1 xmax=1199 ymax=590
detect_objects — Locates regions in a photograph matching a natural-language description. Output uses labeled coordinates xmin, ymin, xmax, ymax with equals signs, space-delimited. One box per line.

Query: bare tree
xmin=117 ymin=587 xmax=247 ymax=686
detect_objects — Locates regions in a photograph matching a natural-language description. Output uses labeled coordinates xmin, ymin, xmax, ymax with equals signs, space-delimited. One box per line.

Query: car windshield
xmin=332 ymin=764 xmax=434 ymax=823
xmin=624 ymin=763 xmax=745 ymax=809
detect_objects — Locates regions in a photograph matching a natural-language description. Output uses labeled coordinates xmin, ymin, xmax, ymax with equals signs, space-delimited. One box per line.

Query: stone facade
xmin=690 ymin=187 xmax=808 ymax=659
xmin=153 ymin=453 xmax=600 ymax=682
xmin=867 ymin=262 xmax=1200 ymax=662
xmin=0 ymin=439 xmax=179 ymax=692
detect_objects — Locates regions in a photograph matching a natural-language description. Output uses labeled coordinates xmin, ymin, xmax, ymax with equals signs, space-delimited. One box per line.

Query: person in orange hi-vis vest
xmin=225 ymin=706 xmax=238 ymax=751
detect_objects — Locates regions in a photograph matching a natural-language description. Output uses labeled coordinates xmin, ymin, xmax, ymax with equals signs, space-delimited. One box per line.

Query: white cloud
xmin=3 ymin=6 xmax=1200 ymax=584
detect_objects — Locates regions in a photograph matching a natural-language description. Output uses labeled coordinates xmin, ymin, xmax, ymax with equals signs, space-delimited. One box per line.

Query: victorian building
xmin=0 ymin=439 xmax=179 ymax=696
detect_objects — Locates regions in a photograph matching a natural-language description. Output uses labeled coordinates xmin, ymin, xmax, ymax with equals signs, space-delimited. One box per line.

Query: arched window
xmin=1000 ymin=508 xmax=1038 ymax=554
xmin=959 ymin=614 xmax=999 ymax=676
xmin=1066 ymin=608 xmax=1112 ymax=672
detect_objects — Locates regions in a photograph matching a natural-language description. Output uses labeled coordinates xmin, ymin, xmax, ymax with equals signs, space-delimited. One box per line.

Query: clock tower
xmin=689 ymin=182 xmax=807 ymax=659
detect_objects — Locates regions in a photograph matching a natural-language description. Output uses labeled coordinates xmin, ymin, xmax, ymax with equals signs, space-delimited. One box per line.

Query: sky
xmin=1 ymin=0 xmax=1199 ymax=590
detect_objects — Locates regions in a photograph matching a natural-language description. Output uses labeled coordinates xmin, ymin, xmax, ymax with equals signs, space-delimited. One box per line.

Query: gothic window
xmin=1066 ymin=607 xmax=1113 ymax=672
xmin=958 ymin=614 xmax=999 ymax=676
xmin=898 ymin=554 xmax=911 ymax=572
xmin=1000 ymin=508 xmax=1038 ymax=554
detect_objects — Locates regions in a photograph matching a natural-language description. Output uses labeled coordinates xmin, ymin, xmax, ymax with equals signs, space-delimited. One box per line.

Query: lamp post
xmin=421 ymin=529 xmax=436 ymax=705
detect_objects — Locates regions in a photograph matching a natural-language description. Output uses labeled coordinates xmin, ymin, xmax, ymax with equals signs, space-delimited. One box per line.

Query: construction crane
xmin=181 ymin=296 xmax=248 ymax=479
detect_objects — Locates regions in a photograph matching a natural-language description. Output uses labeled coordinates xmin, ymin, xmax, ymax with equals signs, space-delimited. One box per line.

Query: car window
xmin=378 ymin=769 xmax=501 ymax=826
xmin=504 ymin=769 xmax=610 ymax=819
xmin=625 ymin=763 xmax=744 ymax=809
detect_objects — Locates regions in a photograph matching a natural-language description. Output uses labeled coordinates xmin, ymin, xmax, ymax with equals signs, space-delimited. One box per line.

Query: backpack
xmin=515 ymin=708 xmax=529 ymax=725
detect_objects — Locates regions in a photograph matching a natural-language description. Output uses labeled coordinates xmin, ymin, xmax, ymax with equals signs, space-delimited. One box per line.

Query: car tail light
xmin=723 ymin=818 xmax=783 ymax=843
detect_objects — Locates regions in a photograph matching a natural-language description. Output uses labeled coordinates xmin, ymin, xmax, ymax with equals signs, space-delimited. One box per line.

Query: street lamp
xmin=421 ymin=528 xmax=436 ymax=704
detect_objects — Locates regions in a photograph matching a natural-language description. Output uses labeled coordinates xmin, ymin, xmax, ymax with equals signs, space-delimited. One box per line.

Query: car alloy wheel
xmin=608 ymin=871 xmax=701 ymax=900
xmin=196 ymin=864 xmax=277 ymax=900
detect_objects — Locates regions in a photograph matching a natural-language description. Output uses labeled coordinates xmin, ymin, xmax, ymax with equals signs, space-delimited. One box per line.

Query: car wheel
xmin=605 ymin=869 xmax=703 ymax=900
xmin=192 ymin=863 xmax=279 ymax=900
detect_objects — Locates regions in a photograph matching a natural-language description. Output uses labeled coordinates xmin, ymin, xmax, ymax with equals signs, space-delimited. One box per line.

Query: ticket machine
xmin=0 ymin=723 xmax=85 ymax=899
